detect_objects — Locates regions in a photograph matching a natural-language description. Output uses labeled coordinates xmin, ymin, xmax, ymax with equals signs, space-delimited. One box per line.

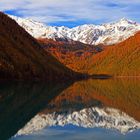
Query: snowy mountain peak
xmin=10 ymin=15 xmax=46 ymax=27
xmin=9 ymin=14 xmax=140 ymax=45
xmin=118 ymin=18 xmax=136 ymax=25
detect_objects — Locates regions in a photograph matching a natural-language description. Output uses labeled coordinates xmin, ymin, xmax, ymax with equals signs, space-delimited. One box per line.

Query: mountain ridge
xmin=9 ymin=15 xmax=140 ymax=46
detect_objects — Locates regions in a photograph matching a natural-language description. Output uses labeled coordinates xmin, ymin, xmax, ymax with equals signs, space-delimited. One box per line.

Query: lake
xmin=0 ymin=78 xmax=140 ymax=140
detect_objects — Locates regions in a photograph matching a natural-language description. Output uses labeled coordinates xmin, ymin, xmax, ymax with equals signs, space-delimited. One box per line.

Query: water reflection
xmin=13 ymin=78 xmax=140 ymax=137
xmin=16 ymin=106 xmax=140 ymax=136
xmin=0 ymin=78 xmax=140 ymax=140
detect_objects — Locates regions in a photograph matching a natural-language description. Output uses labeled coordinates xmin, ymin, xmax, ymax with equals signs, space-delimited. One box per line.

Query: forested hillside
xmin=0 ymin=12 xmax=80 ymax=81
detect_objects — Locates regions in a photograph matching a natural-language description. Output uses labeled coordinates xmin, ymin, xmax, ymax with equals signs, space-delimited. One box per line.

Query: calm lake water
xmin=0 ymin=78 xmax=140 ymax=140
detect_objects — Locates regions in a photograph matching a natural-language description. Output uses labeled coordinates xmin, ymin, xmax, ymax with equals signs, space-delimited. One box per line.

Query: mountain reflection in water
xmin=0 ymin=78 xmax=139 ymax=140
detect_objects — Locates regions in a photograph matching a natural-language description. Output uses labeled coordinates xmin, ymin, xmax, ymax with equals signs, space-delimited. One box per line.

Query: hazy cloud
xmin=1 ymin=0 xmax=140 ymax=26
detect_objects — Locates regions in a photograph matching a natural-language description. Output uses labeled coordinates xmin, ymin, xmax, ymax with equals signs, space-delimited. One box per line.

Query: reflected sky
xmin=11 ymin=126 xmax=140 ymax=140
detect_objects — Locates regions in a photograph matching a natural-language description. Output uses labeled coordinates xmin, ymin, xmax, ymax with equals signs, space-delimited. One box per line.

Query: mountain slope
xmin=0 ymin=12 xmax=80 ymax=80
xmin=10 ymin=15 xmax=140 ymax=45
xmin=86 ymin=32 xmax=140 ymax=76
xmin=38 ymin=32 xmax=140 ymax=76
xmin=38 ymin=38 xmax=102 ymax=72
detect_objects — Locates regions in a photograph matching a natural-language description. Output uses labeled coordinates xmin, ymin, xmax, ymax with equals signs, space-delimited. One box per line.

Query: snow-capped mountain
xmin=16 ymin=106 xmax=140 ymax=136
xmin=9 ymin=15 xmax=140 ymax=45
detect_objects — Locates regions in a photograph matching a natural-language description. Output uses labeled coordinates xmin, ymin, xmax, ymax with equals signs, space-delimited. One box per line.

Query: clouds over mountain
xmin=1 ymin=0 xmax=140 ymax=26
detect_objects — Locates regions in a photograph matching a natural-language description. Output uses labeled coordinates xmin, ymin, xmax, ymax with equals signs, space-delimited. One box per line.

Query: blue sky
xmin=1 ymin=0 xmax=140 ymax=27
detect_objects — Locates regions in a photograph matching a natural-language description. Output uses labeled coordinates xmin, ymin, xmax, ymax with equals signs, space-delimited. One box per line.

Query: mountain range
xmin=9 ymin=15 xmax=140 ymax=45
xmin=0 ymin=12 xmax=139 ymax=80
xmin=38 ymin=32 xmax=140 ymax=76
